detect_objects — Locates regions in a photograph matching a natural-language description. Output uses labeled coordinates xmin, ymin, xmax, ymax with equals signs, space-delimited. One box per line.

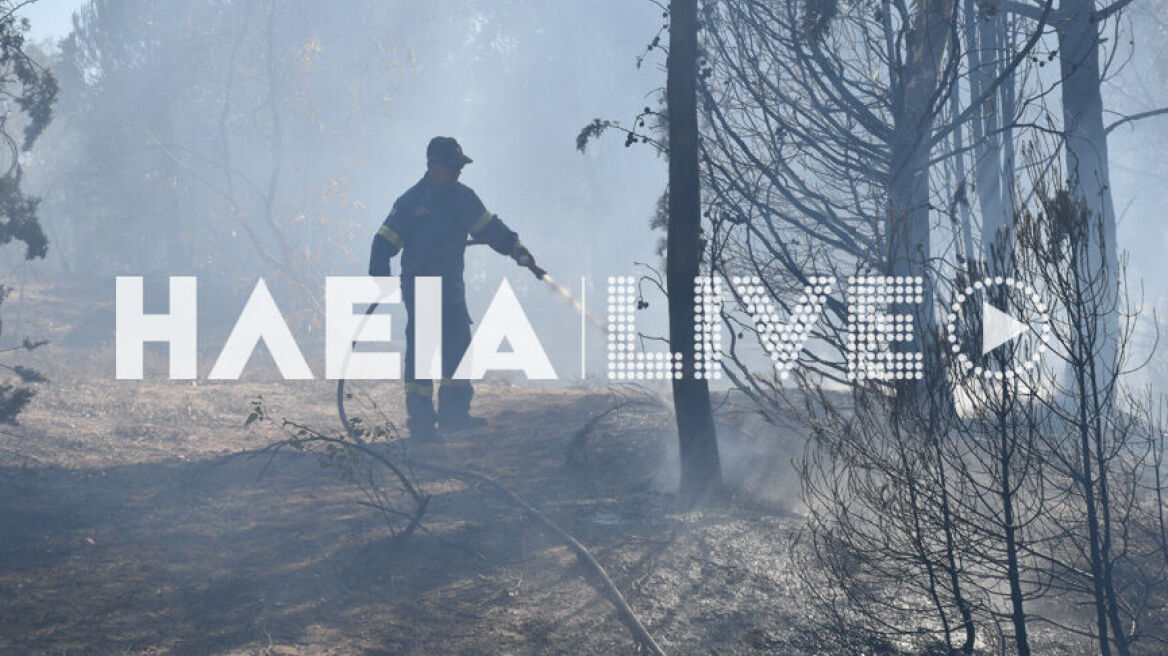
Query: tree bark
xmin=1058 ymin=0 xmax=1119 ymax=392
xmin=1058 ymin=5 xmax=1127 ymax=652
xmin=966 ymin=0 xmax=1015 ymax=274
xmin=997 ymin=404 xmax=1032 ymax=656
xmin=888 ymin=0 xmax=952 ymax=405
xmin=1069 ymin=239 xmax=1114 ymax=656
xmin=667 ymin=0 xmax=722 ymax=507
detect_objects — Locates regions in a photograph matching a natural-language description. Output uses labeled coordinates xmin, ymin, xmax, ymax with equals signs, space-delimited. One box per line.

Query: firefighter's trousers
xmin=403 ymin=294 xmax=473 ymax=433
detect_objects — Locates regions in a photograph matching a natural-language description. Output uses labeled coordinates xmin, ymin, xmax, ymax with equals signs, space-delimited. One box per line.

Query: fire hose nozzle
xmin=516 ymin=253 xmax=545 ymax=279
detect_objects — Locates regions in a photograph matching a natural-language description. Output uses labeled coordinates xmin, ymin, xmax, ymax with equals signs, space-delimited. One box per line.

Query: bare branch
xmin=1105 ymin=106 xmax=1168 ymax=135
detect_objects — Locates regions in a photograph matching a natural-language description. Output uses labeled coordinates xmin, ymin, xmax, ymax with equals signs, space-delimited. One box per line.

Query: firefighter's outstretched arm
xmin=468 ymin=209 xmax=543 ymax=278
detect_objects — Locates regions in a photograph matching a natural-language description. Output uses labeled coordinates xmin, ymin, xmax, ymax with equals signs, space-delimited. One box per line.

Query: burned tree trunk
xmin=1058 ymin=0 xmax=1120 ymax=397
xmin=667 ymin=0 xmax=721 ymax=506
xmin=964 ymin=0 xmax=1017 ymax=273
xmin=1058 ymin=4 xmax=1126 ymax=653
xmin=887 ymin=0 xmax=953 ymax=407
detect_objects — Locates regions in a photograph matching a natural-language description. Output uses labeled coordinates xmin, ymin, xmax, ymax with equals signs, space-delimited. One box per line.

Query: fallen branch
xmin=410 ymin=457 xmax=668 ymax=656
xmin=333 ymin=386 xmax=668 ymax=656
xmin=246 ymin=402 xmax=430 ymax=544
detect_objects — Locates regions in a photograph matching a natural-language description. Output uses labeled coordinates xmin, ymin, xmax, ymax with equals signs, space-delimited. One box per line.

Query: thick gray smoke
xmin=19 ymin=0 xmax=674 ymax=382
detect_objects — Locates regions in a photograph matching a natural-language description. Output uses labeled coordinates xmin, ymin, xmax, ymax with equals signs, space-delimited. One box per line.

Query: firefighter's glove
xmin=511 ymin=242 xmax=535 ymax=269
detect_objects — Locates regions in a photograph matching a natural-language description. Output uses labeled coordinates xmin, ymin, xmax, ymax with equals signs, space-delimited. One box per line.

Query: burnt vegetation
xmin=2 ymin=0 xmax=1168 ymax=654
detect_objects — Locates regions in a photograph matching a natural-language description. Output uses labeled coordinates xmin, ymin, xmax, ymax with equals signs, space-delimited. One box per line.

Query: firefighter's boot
xmin=438 ymin=379 xmax=486 ymax=431
xmin=405 ymin=381 xmax=442 ymax=442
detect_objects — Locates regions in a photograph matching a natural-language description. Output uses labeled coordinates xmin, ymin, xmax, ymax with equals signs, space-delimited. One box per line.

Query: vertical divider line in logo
xmin=580 ymin=276 xmax=587 ymax=380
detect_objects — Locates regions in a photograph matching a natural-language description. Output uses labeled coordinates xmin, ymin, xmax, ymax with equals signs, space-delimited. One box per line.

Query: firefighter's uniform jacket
xmin=369 ymin=174 xmax=519 ymax=430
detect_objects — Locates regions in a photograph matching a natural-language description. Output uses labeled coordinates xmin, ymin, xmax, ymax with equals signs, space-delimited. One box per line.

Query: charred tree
xmin=1004 ymin=0 xmax=1136 ymax=417
xmin=964 ymin=0 xmax=1017 ymax=273
xmin=667 ymin=0 xmax=721 ymax=506
xmin=887 ymin=0 xmax=954 ymax=408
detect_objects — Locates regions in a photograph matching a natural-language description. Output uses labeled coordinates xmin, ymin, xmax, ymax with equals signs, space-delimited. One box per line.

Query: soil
xmin=0 ymin=281 xmax=812 ymax=656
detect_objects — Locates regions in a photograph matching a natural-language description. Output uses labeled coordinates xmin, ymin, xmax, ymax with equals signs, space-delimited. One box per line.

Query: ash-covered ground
xmin=1 ymin=282 xmax=818 ymax=655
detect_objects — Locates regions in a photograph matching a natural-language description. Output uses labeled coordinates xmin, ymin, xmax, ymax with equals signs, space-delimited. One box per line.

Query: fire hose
xmin=331 ymin=245 xmax=666 ymax=655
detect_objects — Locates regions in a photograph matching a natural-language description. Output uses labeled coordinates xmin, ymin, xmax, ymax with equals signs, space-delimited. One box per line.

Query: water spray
xmin=521 ymin=262 xmax=607 ymax=334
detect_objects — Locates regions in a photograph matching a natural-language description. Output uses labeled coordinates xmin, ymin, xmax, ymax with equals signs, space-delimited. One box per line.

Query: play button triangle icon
xmin=982 ymin=302 xmax=1029 ymax=355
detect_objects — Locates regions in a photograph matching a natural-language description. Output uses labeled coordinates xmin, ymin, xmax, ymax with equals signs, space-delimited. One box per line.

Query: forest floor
xmin=0 ymin=281 xmax=820 ymax=655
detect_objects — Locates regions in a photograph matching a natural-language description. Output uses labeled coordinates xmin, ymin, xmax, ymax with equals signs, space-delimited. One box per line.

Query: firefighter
xmin=368 ymin=136 xmax=536 ymax=441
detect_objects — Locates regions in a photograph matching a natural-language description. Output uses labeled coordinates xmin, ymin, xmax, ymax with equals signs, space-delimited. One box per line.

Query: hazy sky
xmin=16 ymin=0 xmax=86 ymax=42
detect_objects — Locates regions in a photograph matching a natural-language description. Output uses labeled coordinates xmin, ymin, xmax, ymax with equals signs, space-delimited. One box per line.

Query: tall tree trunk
xmin=667 ymin=0 xmax=721 ymax=507
xmin=973 ymin=20 xmax=1028 ymax=650
xmin=935 ymin=434 xmax=976 ymax=655
xmin=1058 ymin=0 xmax=1119 ymax=393
xmin=888 ymin=0 xmax=952 ymax=405
xmin=997 ymin=404 xmax=1032 ymax=656
xmin=948 ymin=87 xmax=976 ymax=266
xmin=1059 ymin=4 xmax=1127 ymax=652
xmin=966 ymin=0 xmax=1012 ymax=271
xmin=998 ymin=13 xmax=1017 ymax=250
xmin=1069 ymin=239 xmax=1113 ymax=656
